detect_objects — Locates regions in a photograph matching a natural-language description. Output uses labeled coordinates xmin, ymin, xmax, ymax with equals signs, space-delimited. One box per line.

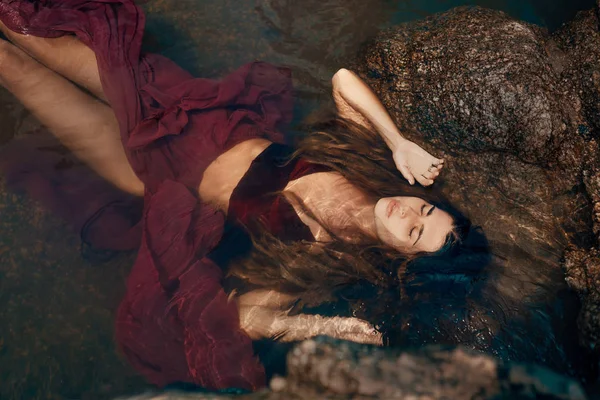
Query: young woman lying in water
xmin=0 ymin=0 xmax=471 ymax=391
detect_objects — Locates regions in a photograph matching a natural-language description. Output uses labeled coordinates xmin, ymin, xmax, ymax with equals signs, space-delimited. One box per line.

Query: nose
xmin=397 ymin=205 xmax=409 ymax=218
xmin=396 ymin=205 xmax=419 ymax=221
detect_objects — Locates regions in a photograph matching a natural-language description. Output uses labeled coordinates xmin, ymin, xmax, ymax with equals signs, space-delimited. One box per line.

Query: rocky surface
xmin=115 ymin=338 xmax=589 ymax=400
xmin=554 ymin=3 xmax=600 ymax=356
xmin=564 ymin=247 xmax=600 ymax=352
xmin=351 ymin=2 xmax=600 ymax=374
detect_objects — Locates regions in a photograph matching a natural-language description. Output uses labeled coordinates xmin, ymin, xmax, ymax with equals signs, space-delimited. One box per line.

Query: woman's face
xmin=374 ymin=196 xmax=453 ymax=254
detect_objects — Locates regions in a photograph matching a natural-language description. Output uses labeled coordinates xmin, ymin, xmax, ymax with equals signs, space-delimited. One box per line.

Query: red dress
xmin=0 ymin=0 xmax=294 ymax=390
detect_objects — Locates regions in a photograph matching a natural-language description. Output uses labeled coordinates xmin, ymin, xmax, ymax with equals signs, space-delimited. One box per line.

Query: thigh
xmin=0 ymin=40 xmax=143 ymax=195
xmin=0 ymin=20 xmax=106 ymax=102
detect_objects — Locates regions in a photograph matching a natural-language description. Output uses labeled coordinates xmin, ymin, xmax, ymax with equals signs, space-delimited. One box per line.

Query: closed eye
xmin=414 ymin=225 xmax=424 ymax=246
xmin=413 ymin=206 xmax=435 ymax=246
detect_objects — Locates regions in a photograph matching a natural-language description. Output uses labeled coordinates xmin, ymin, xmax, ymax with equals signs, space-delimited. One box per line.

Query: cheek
xmin=386 ymin=223 xmax=408 ymax=245
xmin=374 ymin=211 xmax=387 ymax=239
xmin=375 ymin=219 xmax=409 ymax=250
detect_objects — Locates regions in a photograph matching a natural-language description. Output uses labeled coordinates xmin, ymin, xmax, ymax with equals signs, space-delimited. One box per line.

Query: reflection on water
xmin=0 ymin=0 xmax=597 ymax=398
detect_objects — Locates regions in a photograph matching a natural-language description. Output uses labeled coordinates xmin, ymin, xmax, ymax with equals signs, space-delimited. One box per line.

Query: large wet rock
xmin=116 ymin=338 xmax=589 ymax=400
xmin=350 ymin=3 xmax=600 ymax=376
xmin=554 ymin=2 xmax=600 ymax=356
xmin=353 ymin=5 xmax=593 ymax=250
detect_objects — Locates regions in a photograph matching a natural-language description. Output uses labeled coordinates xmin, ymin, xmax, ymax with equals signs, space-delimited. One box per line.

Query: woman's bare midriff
xmin=198 ymin=138 xmax=272 ymax=211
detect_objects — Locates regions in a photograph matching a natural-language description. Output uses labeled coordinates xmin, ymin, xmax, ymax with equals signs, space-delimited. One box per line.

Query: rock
xmin=349 ymin=3 xmax=600 ymax=373
xmin=353 ymin=5 xmax=591 ymax=248
xmin=557 ymin=3 xmax=600 ymax=348
xmin=564 ymin=247 xmax=600 ymax=352
xmin=115 ymin=338 xmax=589 ymax=399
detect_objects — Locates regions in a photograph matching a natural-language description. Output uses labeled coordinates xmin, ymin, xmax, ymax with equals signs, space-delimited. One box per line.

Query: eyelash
xmin=411 ymin=205 xmax=433 ymax=238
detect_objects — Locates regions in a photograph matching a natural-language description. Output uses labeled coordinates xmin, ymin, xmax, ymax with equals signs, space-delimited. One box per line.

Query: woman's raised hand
xmin=393 ymin=139 xmax=444 ymax=186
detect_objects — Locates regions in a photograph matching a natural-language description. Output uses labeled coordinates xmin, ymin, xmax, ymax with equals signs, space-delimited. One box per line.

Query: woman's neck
xmin=284 ymin=172 xmax=377 ymax=243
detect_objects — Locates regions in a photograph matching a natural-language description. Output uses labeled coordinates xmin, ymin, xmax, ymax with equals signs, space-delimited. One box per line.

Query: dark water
xmin=0 ymin=0 xmax=597 ymax=399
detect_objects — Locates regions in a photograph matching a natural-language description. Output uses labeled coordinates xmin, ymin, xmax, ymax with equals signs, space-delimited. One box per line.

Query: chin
xmin=373 ymin=198 xmax=388 ymax=236
xmin=374 ymin=198 xmax=387 ymax=221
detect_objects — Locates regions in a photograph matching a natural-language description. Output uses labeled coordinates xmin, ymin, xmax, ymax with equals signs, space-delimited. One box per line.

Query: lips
xmin=387 ymin=199 xmax=398 ymax=218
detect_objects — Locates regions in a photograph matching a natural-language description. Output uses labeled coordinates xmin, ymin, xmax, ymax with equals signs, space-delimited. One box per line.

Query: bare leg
xmin=0 ymin=40 xmax=143 ymax=195
xmin=0 ymin=21 xmax=106 ymax=102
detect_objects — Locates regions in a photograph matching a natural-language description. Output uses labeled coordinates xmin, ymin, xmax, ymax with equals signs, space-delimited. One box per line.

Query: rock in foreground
xmin=117 ymin=338 xmax=588 ymax=400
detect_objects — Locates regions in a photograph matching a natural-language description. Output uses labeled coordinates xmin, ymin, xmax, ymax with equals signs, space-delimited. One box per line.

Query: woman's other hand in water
xmin=392 ymin=139 xmax=444 ymax=186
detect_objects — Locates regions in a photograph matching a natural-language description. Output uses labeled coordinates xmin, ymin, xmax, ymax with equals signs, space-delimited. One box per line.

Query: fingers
xmin=421 ymin=169 xmax=440 ymax=180
xmin=399 ymin=163 xmax=415 ymax=185
xmin=416 ymin=175 xmax=435 ymax=187
xmin=396 ymin=146 xmax=446 ymax=186
xmin=402 ymin=139 xmax=445 ymax=166
xmin=416 ymin=146 xmax=444 ymax=165
xmin=418 ymin=163 xmax=443 ymax=186
xmin=430 ymin=157 xmax=445 ymax=167
xmin=428 ymin=161 xmax=444 ymax=176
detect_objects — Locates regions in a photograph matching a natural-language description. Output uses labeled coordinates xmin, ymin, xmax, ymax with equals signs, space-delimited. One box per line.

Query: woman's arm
xmin=332 ymin=68 xmax=404 ymax=152
xmin=332 ymin=68 xmax=443 ymax=186
xmin=237 ymin=289 xmax=382 ymax=345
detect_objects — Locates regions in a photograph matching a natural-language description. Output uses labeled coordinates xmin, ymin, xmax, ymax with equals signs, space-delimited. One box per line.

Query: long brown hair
xmin=226 ymin=115 xmax=470 ymax=305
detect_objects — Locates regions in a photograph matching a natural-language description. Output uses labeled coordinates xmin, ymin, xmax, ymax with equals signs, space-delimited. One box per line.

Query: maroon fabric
xmin=0 ymin=0 xmax=294 ymax=390
xmin=228 ymin=143 xmax=331 ymax=242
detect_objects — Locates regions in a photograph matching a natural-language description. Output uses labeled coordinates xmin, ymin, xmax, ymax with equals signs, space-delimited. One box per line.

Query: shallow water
xmin=0 ymin=0 xmax=597 ymax=399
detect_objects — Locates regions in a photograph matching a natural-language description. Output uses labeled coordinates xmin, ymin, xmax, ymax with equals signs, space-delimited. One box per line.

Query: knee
xmin=122 ymin=177 xmax=145 ymax=197
xmin=0 ymin=40 xmax=43 ymax=88
xmin=0 ymin=38 xmax=12 ymax=71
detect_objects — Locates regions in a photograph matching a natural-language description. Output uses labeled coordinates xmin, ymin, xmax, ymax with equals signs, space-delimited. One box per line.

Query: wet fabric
xmin=0 ymin=0 xmax=294 ymax=390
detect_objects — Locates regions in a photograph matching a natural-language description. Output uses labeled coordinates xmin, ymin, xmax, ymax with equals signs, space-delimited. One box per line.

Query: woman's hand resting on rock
xmin=393 ymin=138 xmax=444 ymax=186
